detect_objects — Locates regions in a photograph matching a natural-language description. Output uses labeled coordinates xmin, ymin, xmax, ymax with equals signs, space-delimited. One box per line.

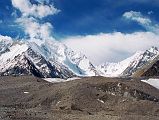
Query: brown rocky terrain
xmin=0 ymin=76 xmax=159 ymax=120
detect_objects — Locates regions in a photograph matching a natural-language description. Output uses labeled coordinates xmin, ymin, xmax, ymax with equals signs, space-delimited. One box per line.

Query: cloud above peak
xmin=63 ymin=11 xmax=159 ymax=65
xmin=63 ymin=32 xmax=159 ymax=65
xmin=11 ymin=0 xmax=59 ymax=41
xmin=12 ymin=0 xmax=59 ymax=18
xmin=16 ymin=17 xmax=52 ymax=40
xmin=10 ymin=2 xmax=159 ymax=66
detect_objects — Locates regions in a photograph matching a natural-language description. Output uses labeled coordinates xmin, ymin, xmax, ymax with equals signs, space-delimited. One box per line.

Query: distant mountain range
xmin=0 ymin=37 xmax=159 ymax=78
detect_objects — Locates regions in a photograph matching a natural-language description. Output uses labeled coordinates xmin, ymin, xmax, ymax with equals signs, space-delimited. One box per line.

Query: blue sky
xmin=0 ymin=0 xmax=159 ymax=38
xmin=1 ymin=0 xmax=159 ymax=64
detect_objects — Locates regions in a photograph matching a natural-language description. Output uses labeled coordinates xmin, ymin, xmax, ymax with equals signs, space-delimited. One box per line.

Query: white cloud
xmin=123 ymin=11 xmax=151 ymax=25
xmin=11 ymin=0 xmax=59 ymax=41
xmin=63 ymin=32 xmax=159 ymax=65
xmin=12 ymin=0 xmax=59 ymax=18
xmin=17 ymin=17 xmax=52 ymax=40
xmin=11 ymin=3 xmax=159 ymax=66
xmin=123 ymin=11 xmax=159 ymax=34
xmin=63 ymin=11 xmax=159 ymax=65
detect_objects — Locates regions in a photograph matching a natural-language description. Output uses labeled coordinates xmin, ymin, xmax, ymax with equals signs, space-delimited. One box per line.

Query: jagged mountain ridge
xmin=0 ymin=38 xmax=99 ymax=78
xmin=122 ymin=47 xmax=159 ymax=77
xmin=97 ymin=47 xmax=159 ymax=77
xmin=39 ymin=40 xmax=100 ymax=76
xmin=0 ymin=35 xmax=13 ymax=54
xmin=0 ymin=42 xmax=74 ymax=78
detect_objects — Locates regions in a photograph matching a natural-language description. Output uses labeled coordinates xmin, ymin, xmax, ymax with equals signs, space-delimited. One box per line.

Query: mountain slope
xmin=0 ymin=35 xmax=13 ymax=54
xmin=0 ymin=38 xmax=99 ymax=78
xmin=97 ymin=47 xmax=159 ymax=77
xmin=138 ymin=59 xmax=159 ymax=77
xmin=97 ymin=51 xmax=143 ymax=77
xmin=29 ymin=39 xmax=100 ymax=76
xmin=122 ymin=47 xmax=159 ymax=77
xmin=0 ymin=42 xmax=75 ymax=78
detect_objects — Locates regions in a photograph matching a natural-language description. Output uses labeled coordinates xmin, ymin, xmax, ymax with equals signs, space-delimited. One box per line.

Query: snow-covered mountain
xmin=37 ymin=39 xmax=100 ymax=76
xmin=0 ymin=35 xmax=13 ymax=54
xmin=1 ymin=35 xmax=159 ymax=78
xmin=122 ymin=47 xmax=159 ymax=77
xmin=0 ymin=38 xmax=99 ymax=78
xmin=0 ymin=41 xmax=74 ymax=78
xmin=97 ymin=47 xmax=159 ymax=77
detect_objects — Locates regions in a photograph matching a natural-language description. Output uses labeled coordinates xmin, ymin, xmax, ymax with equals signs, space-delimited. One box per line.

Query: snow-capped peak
xmin=29 ymin=39 xmax=99 ymax=76
xmin=147 ymin=46 xmax=158 ymax=54
xmin=97 ymin=47 xmax=159 ymax=77
xmin=0 ymin=35 xmax=13 ymax=54
xmin=122 ymin=46 xmax=159 ymax=77
xmin=0 ymin=35 xmax=13 ymax=44
xmin=0 ymin=38 xmax=99 ymax=78
xmin=0 ymin=42 xmax=28 ymax=72
xmin=97 ymin=51 xmax=144 ymax=77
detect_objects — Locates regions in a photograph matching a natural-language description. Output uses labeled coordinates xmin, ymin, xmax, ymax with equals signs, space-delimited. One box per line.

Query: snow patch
xmin=44 ymin=77 xmax=81 ymax=83
xmin=24 ymin=92 xmax=29 ymax=94
xmin=97 ymin=99 xmax=105 ymax=103
xmin=67 ymin=77 xmax=81 ymax=81
xmin=142 ymin=78 xmax=159 ymax=89
xmin=56 ymin=101 xmax=61 ymax=105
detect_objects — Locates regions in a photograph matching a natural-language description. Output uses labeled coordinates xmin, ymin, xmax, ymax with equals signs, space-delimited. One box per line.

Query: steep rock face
xmin=141 ymin=60 xmax=159 ymax=77
xmin=26 ymin=47 xmax=75 ymax=78
xmin=122 ymin=47 xmax=159 ymax=77
xmin=0 ymin=53 xmax=43 ymax=77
